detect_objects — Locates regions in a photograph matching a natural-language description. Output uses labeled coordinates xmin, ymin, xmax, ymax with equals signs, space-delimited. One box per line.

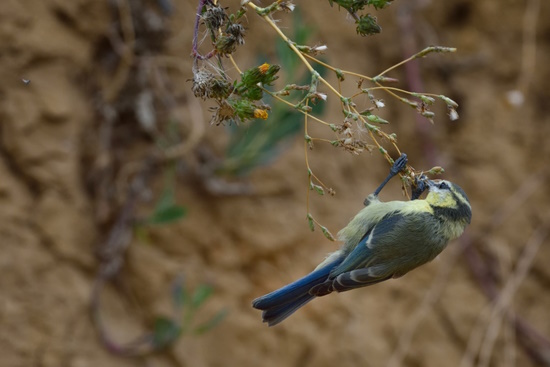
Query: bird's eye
xmin=439 ymin=182 xmax=449 ymax=190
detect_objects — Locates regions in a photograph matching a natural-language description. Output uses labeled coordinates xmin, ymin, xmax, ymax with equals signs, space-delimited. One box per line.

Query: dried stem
xmin=91 ymin=158 xmax=158 ymax=356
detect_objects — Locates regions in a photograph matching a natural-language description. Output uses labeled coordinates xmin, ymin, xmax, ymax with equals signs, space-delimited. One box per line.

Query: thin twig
xmin=162 ymin=91 xmax=207 ymax=160
xmin=104 ymin=0 xmax=136 ymax=102
xmin=396 ymin=2 xmax=438 ymax=166
xmin=192 ymin=0 xmax=216 ymax=61
xmin=387 ymin=242 xmax=464 ymax=367
xmin=517 ymin=0 xmax=540 ymax=95
xmin=459 ymin=168 xmax=550 ymax=366
xmin=91 ymin=158 xmax=157 ymax=356
xmin=245 ymin=1 xmax=400 ymax=166
xmin=460 ymin=215 xmax=550 ymax=367
xmin=478 ymin=220 xmax=548 ymax=367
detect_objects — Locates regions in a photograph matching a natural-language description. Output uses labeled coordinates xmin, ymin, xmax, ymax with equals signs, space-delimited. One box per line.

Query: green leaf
xmin=320 ymin=226 xmax=335 ymax=241
xmin=368 ymin=0 xmax=392 ymax=10
xmin=192 ymin=284 xmax=214 ymax=309
xmin=366 ymin=114 xmax=389 ymax=124
xmin=415 ymin=46 xmax=456 ymax=58
xmin=399 ymin=97 xmax=419 ymax=109
xmin=155 ymin=188 xmax=175 ymax=211
xmin=412 ymin=93 xmax=435 ymax=105
xmin=193 ymin=309 xmax=228 ymax=335
xmin=306 ymin=214 xmax=315 ymax=232
xmin=312 ymin=184 xmax=325 ymax=196
xmin=421 ymin=111 xmax=435 ymax=119
xmin=428 ymin=166 xmax=445 ymax=175
xmin=438 ymin=95 xmax=459 ymax=108
xmin=152 ymin=317 xmax=181 ymax=348
xmin=356 ymin=14 xmax=381 ymax=36
xmin=148 ymin=205 xmax=187 ymax=225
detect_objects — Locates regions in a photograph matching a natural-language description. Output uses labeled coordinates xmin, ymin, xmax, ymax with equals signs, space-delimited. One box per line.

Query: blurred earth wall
xmin=1 ymin=0 xmax=550 ymax=366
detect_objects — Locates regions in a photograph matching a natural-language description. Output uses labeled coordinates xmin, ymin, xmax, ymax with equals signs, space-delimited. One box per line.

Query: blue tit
xmin=252 ymin=154 xmax=471 ymax=326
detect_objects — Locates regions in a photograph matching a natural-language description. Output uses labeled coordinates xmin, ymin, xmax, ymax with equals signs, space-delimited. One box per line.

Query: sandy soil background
xmin=1 ymin=0 xmax=550 ymax=366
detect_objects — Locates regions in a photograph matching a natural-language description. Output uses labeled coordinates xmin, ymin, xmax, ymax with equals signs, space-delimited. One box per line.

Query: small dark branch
xmin=192 ymin=0 xmax=216 ymax=61
xmin=91 ymin=157 xmax=158 ymax=357
xmin=463 ymin=236 xmax=550 ymax=365
xmin=514 ymin=316 xmax=550 ymax=365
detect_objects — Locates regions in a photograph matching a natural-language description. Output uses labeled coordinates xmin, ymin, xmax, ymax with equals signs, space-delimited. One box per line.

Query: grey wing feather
xmin=309 ymin=267 xmax=392 ymax=296
xmin=332 ymin=268 xmax=392 ymax=292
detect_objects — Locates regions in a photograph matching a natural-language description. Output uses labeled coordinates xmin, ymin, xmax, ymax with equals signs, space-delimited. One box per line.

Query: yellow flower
xmin=258 ymin=63 xmax=270 ymax=74
xmin=254 ymin=109 xmax=269 ymax=120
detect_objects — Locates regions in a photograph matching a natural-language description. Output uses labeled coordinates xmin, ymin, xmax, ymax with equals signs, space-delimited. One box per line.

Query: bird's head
xmin=425 ymin=179 xmax=472 ymax=225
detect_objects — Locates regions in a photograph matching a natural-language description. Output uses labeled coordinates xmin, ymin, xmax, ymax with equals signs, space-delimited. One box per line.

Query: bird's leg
xmin=364 ymin=154 xmax=408 ymax=206
xmin=373 ymin=153 xmax=408 ymax=197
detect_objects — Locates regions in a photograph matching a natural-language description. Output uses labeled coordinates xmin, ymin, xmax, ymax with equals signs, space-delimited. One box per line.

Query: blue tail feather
xmin=261 ymin=293 xmax=315 ymax=326
xmin=252 ymin=256 xmax=343 ymax=325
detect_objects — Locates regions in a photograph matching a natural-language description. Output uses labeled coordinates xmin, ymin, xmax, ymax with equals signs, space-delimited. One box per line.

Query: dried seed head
xmin=227 ymin=23 xmax=245 ymax=45
xmin=374 ymin=100 xmax=385 ymax=108
xmin=210 ymin=100 xmax=236 ymax=125
xmin=203 ymin=4 xmax=227 ymax=30
xmin=192 ymin=69 xmax=231 ymax=100
xmin=214 ymin=23 xmax=246 ymax=56
xmin=279 ymin=2 xmax=295 ymax=12
xmin=448 ymin=107 xmax=459 ymax=121
xmin=215 ymin=34 xmax=238 ymax=55
xmin=313 ymin=45 xmax=327 ymax=52
xmin=192 ymin=69 xmax=215 ymax=99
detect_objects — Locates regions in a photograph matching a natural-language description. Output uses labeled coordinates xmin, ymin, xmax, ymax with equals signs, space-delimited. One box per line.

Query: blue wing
xmin=252 ymin=212 xmax=412 ymax=325
xmin=309 ymin=213 xmax=406 ymax=295
xmin=330 ymin=213 xmax=403 ymax=276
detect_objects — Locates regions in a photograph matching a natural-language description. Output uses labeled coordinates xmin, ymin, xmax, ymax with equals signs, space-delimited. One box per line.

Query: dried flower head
xmin=192 ymin=69 xmax=232 ymax=100
xmin=203 ymin=4 xmax=227 ymax=30
xmin=214 ymin=23 xmax=246 ymax=56
xmin=448 ymin=108 xmax=459 ymax=121
xmin=210 ymin=100 xmax=236 ymax=125
xmin=279 ymin=2 xmax=296 ymax=12
xmin=227 ymin=23 xmax=245 ymax=45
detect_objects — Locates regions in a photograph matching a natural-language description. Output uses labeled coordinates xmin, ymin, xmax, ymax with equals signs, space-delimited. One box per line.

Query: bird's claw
xmin=390 ymin=153 xmax=408 ymax=175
